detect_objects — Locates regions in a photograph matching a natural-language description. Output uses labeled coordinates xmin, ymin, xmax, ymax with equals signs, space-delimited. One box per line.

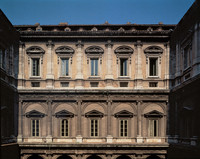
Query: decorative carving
xmin=85 ymin=46 xmax=104 ymax=54
xmin=25 ymin=110 xmax=46 ymax=118
xmin=144 ymin=46 xmax=163 ymax=54
xmin=105 ymin=40 xmax=113 ymax=48
xmin=55 ymin=46 xmax=74 ymax=54
xmin=115 ymin=46 xmax=134 ymax=54
xmin=85 ymin=110 xmax=104 ymax=118
xmin=118 ymin=27 xmax=125 ymax=32
xmin=114 ymin=110 xmax=134 ymax=118
xmin=64 ymin=27 xmax=71 ymax=31
xmin=26 ymin=46 xmax=45 ymax=54
xmin=46 ymin=40 xmax=54 ymax=48
xmin=36 ymin=25 xmax=42 ymax=31
xmin=55 ymin=110 xmax=74 ymax=118
xmin=91 ymin=27 xmax=98 ymax=31
xmin=144 ymin=110 xmax=163 ymax=118
xmin=147 ymin=27 xmax=153 ymax=32
xmin=134 ymin=40 xmax=143 ymax=47
xmin=76 ymin=40 xmax=84 ymax=48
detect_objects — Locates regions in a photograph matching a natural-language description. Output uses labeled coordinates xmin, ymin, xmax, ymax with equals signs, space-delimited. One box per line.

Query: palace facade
xmin=15 ymin=22 xmax=175 ymax=159
xmin=168 ymin=1 xmax=200 ymax=158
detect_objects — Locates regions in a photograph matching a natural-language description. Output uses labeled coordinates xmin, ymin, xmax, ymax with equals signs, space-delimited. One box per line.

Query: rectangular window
xmin=61 ymin=82 xmax=69 ymax=87
xmin=149 ymin=82 xmax=158 ymax=87
xmin=149 ymin=58 xmax=158 ymax=76
xmin=61 ymin=119 xmax=69 ymax=137
xmin=0 ymin=49 xmax=6 ymax=69
xmin=120 ymin=59 xmax=128 ymax=76
xmin=61 ymin=58 xmax=69 ymax=76
xmin=31 ymin=82 xmax=40 ymax=87
xmin=120 ymin=82 xmax=128 ymax=87
xmin=120 ymin=119 xmax=128 ymax=137
xmin=149 ymin=119 xmax=158 ymax=137
xmin=31 ymin=119 xmax=39 ymax=136
xmin=91 ymin=58 xmax=98 ymax=76
xmin=32 ymin=58 xmax=40 ymax=76
xmin=90 ymin=82 xmax=99 ymax=87
xmin=90 ymin=119 xmax=98 ymax=137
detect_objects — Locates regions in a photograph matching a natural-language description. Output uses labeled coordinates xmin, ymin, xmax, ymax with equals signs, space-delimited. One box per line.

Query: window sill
xmin=59 ymin=76 xmax=71 ymax=79
xmin=183 ymin=66 xmax=192 ymax=74
xmin=118 ymin=76 xmax=130 ymax=79
xmin=29 ymin=76 xmax=41 ymax=79
xmin=148 ymin=76 xmax=159 ymax=79
xmin=88 ymin=76 xmax=101 ymax=79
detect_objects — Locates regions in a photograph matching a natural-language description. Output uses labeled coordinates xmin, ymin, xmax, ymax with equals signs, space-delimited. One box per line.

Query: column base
xmin=106 ymin=135 xmax=113 ymax=143
xmin=46 ymin=136 xmax=53 ymax=143
xmin=76 ymin=135 xmax=83 ymax=143
xmin=136 ymin=136 xmax=144 ymax=143
xmin=17 ymin=135 xmax=23 ymax=143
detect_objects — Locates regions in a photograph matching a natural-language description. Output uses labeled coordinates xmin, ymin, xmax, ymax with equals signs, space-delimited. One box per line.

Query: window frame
xmin=119 ymin=119 xmax=128 ymax=137
xmin=90 ymin=118 xmax=99 ymax=137
xmin=31 ymin=58 xmax=40 ymax=76
xmin=60 ymin=118 xmax=69 ymax=137
xmin=90 ymin=58 xmax=99 ymax=76
xmin=31 ymin=119 xmax=40 ymax=137
xmin=60 ymin=58 xmax=70 ymax=77
xmin=148 ymin=118 xmax=159 ymax=137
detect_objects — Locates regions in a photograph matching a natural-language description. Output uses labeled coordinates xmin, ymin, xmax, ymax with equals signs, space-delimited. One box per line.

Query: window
xmin=61 ymin=119 xmax=69 ymax=137
xmin=91 ymin=58 xmax=98 ymax=76
xmin=90 ymin=82 xmax=99 ymax=87
xmin=149 ymin=82 xmax=158 ymax=87
xmin=0 ymin=49 xmax=5 ymax=69
xmin=31 ymin=82 xmax=40 ymax=87
xmin=61 ymin=58 xmax=69 ymax=76
xmin=120 ymin=59 xmax=128 ymax=76
xmin=183 ymin=44 xmax=192 ymax=69
xmin=31 ymin=119 xmax=39 ymax=136
xmin=90 ymin=119 xmax=98 ymax=137
xmin=149 ymin=119 xmax=158 ymax=137
xmin=120 ymin=119 xmax=128 ymax=137
xmin=149 ymin=58 xmax=158 ymax=76
xmin=61 ymin=82 xmax=69 ymax=87
xmin=120 ymin=82 xmax=128 ymax=87
xmin=32 ymin=58 xmax=40 ymax=76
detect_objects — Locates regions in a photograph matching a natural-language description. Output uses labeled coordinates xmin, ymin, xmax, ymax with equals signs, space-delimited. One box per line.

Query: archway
xmin=87 ymin=155 xmax=102 ymax=159
xmin=146 ymin=155 xmax=161 ymax=159
xmin=27 ymin=155 xmax=43 ymax=159
xmin=116 ymin=156 xmax=131 ymax=159
xmin=57 ymin=155 xmax=73 ymax=159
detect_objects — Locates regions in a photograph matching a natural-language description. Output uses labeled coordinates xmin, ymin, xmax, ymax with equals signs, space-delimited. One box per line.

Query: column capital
xmin=134 ymin=40 xmax=143 ymax=48
xmin=46 ymin=40 xmax=54 ymax=48
xmin=76 ymin=40 xmax=84 ymax=48
xmin=105 ymin=40 xmax=113 ymax=48
xmin=164 ymin=41 xmax=170 ymax=48
xmin=19 ymin=41 xmax=25 ymax=48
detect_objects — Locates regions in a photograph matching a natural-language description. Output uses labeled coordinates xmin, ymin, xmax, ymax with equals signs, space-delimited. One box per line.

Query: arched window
xmin=87 ymin=155 xmax=102 ymax=159
xmin=27 ymin=154 xmax=43 ymax=159
xmin=57 ymin=155 xmax=73 ymax=159
xmin=116 ymin=155 xmax=132 ymax=159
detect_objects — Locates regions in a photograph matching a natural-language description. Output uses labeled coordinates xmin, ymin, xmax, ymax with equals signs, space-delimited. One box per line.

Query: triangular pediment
xmin=25 ymin=110 xmax=45 ymax=118
xmin=85 ymin=110 xmax=104 ymax=118
xmin=55 ymin=110 xmax=74 ymax=118
xmin=114 ymin=110 xmax=133 ymax=118
xmin=144 ymin=110 xmax=163 ymax=118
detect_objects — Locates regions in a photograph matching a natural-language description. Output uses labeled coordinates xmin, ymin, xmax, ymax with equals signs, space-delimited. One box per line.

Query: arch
xmin=23 ymin=103 xmax=47 ymax=115
xmin=82 ymin=102 xmax=106 ymax=115
xmin=86 ymin=155 xmax=102 ymax=159
xmin=112 ymin=103 xmax=136 ymax=115
xmin=26 ymin=46 xmax=45 ymax=54
xmin=57 ymin=155 xmax=73 ymax=159
xmin=114 ymin=46 xmax=134 ymax=54
xmin=116 ymin=155 xmax=132 ymax=159
xmin=144 ymin=46 xmax=163 ymax=54
xmin=142 ymin=103 xmax=166 ymax=115
xmin=53 ymin=103 xmax=77 ymax=115
xmin=85 ymin=46 xmax=104 ymax=54
xmin=55 ymin=46 xmax=74 ymax=54
xmin=27 ymin=154 xmax=43 ymax=159
xmin=146 ymin=155 xmax=161 ymax=159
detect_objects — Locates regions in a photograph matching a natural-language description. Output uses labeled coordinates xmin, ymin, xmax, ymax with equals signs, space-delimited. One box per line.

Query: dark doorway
xmin=27 ymin=155 xmax=43 ymax=159
xmin=57 ymin=155 xmax=73 ymax=159
xmin=116 ymin=156 xmax=131 ymax=159
xmin=146 ymin=155 xmax=161 ymax=159
xmin=87 ymin=155 xmax=102 ymax=159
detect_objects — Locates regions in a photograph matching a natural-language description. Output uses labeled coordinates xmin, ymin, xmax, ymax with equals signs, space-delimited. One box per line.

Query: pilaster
xmin=75 ymin=41 xmax=84 ymax=89
xmin=17 ymin=100 xmax=23 ymax=142
xmin=136 ymin=100 xmax=143 ymax=143
xmin=46 ymin=40 xmax=54 ymax=89
xmin=46 ymin=99 xmax=52 ymax=143
xmin=76 ymin=99 xmax=83 ymax=143
xmin=134 ymin=40 xmax=143 ymax=89
xmin=18 ymin=42 xmax=25 ymax=89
